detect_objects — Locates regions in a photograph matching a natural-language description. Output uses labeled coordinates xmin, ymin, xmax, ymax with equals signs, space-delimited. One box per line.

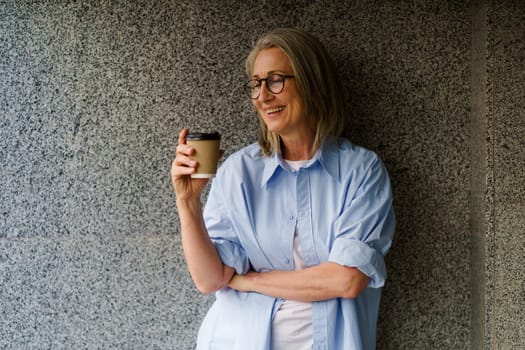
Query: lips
xmin=265 ymin=106 xmax=285 ymax=114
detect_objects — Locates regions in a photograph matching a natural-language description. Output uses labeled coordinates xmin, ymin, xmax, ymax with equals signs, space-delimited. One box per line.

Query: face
xmin=251 ymin=47 xmax=310 ymax=140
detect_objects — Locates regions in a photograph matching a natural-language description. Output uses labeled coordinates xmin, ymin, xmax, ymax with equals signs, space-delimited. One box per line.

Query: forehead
xmin=252 ymin=47 xmax=292 ymax=76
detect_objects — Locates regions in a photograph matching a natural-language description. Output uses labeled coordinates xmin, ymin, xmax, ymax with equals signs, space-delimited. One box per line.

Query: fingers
xmin=172 ymin=128 xmax=197 ymax=178
xmin=176 ymin=127 xmax=196 ymax=158
xmin=175 ymin=128 xmax=196 ymax=166
xmin=172 ymin=147 xmax=197 ymax=177
xmin=178 ymin=128 xmax=188 ymax=145
xmin=176 ymin=143 xmax=195 ymax=157
xmin=171 ymin=157 xmax=195 ymax=177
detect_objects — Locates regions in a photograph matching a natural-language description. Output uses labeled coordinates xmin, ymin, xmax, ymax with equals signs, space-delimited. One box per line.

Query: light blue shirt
xmin=197 ymin=136 xmax=395 ymax=350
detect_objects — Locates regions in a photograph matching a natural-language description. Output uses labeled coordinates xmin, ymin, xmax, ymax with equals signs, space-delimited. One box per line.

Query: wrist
xmin=176 ymin=196 xmax=202 ymax=210
xmin=229 ymin=273 xmax=253 ymax=292
xmin=176 ymin=197 xmax=205 ymax=224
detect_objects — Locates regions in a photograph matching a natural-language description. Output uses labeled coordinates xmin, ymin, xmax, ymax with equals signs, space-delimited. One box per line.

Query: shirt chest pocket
xmin=238 ymin=214 xmax=296 ymax=271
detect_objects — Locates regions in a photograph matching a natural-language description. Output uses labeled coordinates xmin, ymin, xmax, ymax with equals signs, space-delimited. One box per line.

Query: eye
xmin=268 ymin=74 xmax=284 ymax=82
xmin=247 ymin=79 xmax=261 ymax=88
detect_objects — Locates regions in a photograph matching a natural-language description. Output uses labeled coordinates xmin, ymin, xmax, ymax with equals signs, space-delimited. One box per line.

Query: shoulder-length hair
xmin=245 ymin=28 xmax=346 ymax=156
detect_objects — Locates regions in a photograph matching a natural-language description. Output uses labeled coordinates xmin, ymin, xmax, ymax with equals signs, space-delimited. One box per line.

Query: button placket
xmin=296 ymin=169 xmax=317 ymax=266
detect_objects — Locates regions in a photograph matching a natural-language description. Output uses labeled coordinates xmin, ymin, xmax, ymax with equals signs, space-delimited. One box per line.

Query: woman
xmin=171 ymin=28 xmax=395 ymax=350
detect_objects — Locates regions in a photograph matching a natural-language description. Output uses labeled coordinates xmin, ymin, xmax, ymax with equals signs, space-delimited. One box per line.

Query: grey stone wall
xmin=484 ymin=1 xmax=525 ymax=348
xmin=0 ymin=1 xmax=523 ymax=349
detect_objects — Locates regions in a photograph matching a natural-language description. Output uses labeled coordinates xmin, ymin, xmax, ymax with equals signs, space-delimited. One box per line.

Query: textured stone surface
xmin=0 ymin=0 xmax=523 ymax=349
xmin=488 ymin=1 xmax=525 ymax=348
xmin=0 ymin=1 xmax=259 ymax=238
xmin=0 ymin=234 xmax=213 ymax=349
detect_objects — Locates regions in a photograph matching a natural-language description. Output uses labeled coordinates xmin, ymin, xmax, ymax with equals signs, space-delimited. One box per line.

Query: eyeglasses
xmin=244 ymin=74 xmax=295 ymax=99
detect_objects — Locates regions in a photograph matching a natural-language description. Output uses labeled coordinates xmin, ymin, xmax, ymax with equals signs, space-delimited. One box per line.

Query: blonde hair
xmin=246 ymin=28 xmax=346 ymax=156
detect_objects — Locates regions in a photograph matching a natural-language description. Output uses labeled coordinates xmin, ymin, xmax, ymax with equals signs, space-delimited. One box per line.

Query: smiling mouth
xmin=265 ymin=106 xmax=285 ymax=114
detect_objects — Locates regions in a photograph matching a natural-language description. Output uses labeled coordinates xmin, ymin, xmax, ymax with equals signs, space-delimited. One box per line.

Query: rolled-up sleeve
xmin=328 ymin=156 xmax=395 ymax=288
xmin=203 ymin=175 xmax=251 ymax=275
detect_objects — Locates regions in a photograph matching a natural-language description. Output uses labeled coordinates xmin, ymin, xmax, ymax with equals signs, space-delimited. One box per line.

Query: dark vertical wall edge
xmin=470 ymin=0 xmax=489 ymax=349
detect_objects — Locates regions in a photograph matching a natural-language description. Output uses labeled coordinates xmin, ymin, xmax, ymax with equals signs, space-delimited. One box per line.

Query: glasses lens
xmin=267 ymin=75 xmax=284 ymax=94
xmin=244 ymin=80 xmax=259 ymax=98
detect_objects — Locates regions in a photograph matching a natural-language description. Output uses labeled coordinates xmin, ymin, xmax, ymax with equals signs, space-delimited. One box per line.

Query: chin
xmin=265 ymin=124 xmax=285 ymax=134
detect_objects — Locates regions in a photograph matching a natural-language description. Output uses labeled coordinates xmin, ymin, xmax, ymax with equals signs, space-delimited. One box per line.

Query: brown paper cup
xmin=186 ymin=132 xmax=221 ymax=178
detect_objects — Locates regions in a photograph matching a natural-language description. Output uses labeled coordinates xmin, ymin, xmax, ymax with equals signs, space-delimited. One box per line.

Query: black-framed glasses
xmin=244 ymin=74 xmax=295 ymax=99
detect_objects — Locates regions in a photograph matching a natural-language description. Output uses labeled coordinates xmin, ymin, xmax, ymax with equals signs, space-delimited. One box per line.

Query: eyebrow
xmin=251 ymin=70 xmax=288 ymax=78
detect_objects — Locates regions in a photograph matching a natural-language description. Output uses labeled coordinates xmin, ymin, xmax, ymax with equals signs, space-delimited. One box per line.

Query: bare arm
xmin=228 ymin=262 xmax=370 ymax=302
xmin=172 ymin=128 xmax=234 ymax=294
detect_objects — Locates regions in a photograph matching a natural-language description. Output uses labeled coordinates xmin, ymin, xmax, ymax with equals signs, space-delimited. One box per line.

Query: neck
xmin=281 ymin=135 xmax=316 ymax=161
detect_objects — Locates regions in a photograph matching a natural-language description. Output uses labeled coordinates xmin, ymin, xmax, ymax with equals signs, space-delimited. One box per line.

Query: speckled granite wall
xmin=0 ymin=1 xmax=522 ymax=349
xmin=485 ymin=1 xmax=525 ymax=348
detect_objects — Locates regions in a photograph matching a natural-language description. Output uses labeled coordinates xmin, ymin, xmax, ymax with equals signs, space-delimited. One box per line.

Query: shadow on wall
xmin=338 ymin=54 xmax=471 ymax=348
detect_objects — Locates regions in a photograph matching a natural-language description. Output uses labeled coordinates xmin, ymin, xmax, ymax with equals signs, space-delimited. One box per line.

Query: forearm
xmin=177 ymin=198 xmax=233 ymax=294
xmin=229 ymin=262 xmax=370 ymax=302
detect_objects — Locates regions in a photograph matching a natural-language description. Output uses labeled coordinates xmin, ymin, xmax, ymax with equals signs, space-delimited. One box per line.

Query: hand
xmin=342 ymin=267 xmax=370 ymax=299
xmin=171 ymin=128 xmax=209 ymax=201
xmin=227 ymin=272 xmax=254 ymax=292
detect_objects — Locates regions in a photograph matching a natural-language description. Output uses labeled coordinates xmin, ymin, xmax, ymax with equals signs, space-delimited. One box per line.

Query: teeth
xmin=266 ymin=106 xmax=285 ymax=113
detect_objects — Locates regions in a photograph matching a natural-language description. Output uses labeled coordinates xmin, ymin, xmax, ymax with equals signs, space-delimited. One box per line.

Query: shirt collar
xmin=261 ymin=136 xmax=340 ymax=187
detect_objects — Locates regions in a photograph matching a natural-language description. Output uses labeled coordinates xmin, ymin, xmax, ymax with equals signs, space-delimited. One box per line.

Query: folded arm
xmin=228 ymin=262 xmax=370 ymax=302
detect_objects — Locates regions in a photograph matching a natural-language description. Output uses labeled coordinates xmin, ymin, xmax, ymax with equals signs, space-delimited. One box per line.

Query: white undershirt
xmin=271 ymin=159 xmax=313 ymax=350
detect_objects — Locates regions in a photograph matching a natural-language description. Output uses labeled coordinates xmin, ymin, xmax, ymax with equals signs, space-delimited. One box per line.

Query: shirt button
xmin=283 ymin=257 xmax=290 ymax=264
xmin=288 ymin=215 xmax=294 ymax=221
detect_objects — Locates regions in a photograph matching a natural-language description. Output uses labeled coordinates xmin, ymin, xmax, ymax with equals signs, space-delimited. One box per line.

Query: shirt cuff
xmin=212 ymin=238 xmax=251 ymax=275
xmin=328 ymin=238 xmax=387 ymax=288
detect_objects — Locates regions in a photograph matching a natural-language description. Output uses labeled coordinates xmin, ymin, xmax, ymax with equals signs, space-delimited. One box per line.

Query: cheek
xmin=252 ymin=100 xmax=263 ymax=112
xmin=290 ymin=101 xmax=304 ymax=118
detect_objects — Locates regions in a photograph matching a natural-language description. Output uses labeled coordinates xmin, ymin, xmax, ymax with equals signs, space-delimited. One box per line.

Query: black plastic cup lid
xmin=186 ymin=132 xmax=221 ymax=140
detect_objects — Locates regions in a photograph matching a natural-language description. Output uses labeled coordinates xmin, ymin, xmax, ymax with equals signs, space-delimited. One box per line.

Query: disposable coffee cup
xmin=186 ymin=132 xmax=221 ymax=179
